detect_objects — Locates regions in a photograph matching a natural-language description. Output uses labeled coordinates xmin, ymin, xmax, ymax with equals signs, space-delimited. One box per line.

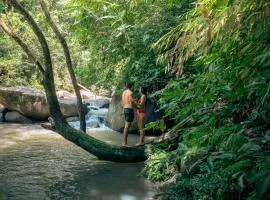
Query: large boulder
xmin=0 ymin=112 xmax=3 ymax=123
xmin=0 ymin=104 xmax=4 ymax=112
xmin=0 ymin=87 xmax=49 ymax=120
xmin=106 ymin=94 xmax=162 ymax=133
xmin=56 ymin=90 xmax=75 ymax=99
xmin=5 ymin=111 xmax=32 ymax=124
xmin=0 ymin=86 xmax=109 ymax=120
xmin=0 ymin=104 xmax=4 ymax=122
xmin=80 ymin=89 xmax=96 ymax=99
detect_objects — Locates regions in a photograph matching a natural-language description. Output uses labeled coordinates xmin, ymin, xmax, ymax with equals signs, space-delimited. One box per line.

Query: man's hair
xmin=126 ymin=82 xmax=133 ymax=89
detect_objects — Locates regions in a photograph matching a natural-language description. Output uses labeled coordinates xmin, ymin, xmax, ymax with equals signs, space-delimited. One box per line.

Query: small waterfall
xmin=68 ymin=104 xmax=111 ymax=131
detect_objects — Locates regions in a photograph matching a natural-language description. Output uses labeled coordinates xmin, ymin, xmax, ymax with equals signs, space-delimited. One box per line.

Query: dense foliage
xmin=66 ymin=0 xmax=192 ymax=92
xmin=142 ymin=0 xmax=270 ymax=199
xmin=0 ymin=0 xmax=81 ymax=90
xmin=1 ymin=0 xmax=270 ymax=199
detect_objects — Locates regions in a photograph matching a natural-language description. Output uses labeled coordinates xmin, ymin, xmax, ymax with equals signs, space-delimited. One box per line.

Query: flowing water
xmin=0 ymin=107 xmax=156 ymax=200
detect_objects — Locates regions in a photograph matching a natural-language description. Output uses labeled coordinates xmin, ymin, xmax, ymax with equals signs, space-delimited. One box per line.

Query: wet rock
xmin=98 ymin=99 xmax=110 ymax=108
xmin=88 ymin=106 xmax=99 ymax=110
xmin=80 ymin=89 xmax=96 ymax=99
xmin=0 ymin=104 xmax=4 ymax=122
xmin=84 ymin=98 xmax=110 ymax=109
xmin=56 ymin=90 xmax=75 ymax=99
xmin=98 ymin=117 xmax=104 ymax=124
xmin=58 ymin=98 xmax=86 ymax=118
xmin=48 ymin=117 xmax=55 ymax=127
xmin=86 ymin=120 xmax=100 ymax=128
xmin=5 ymin=111 xmax=32 ymax=124
xmin=66 ymin=116 xmax=79 ymax=122
xmin=0 ymin=104 xmax=4 ymax=113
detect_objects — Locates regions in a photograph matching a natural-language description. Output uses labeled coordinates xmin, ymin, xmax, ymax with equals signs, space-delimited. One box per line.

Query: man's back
xmin=122 ymin=89 xmax=133 ymax=108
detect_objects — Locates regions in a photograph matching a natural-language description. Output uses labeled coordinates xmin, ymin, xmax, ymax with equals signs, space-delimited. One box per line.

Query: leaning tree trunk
xmin=40 ymin=0 xmax=86 ymax=132
xmin=5 ymin=0 xmax=147 ymax=163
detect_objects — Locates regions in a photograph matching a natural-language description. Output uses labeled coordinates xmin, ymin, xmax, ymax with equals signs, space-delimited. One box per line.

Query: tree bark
xmin=39 ymin=0 xmax=86 ymax=132
xmin=42 ymin=122 xmax=147 ymax=162
xmin=3 ymin=0 xmax=147 ymax=163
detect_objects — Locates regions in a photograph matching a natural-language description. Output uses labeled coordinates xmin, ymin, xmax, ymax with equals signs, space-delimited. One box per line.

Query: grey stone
xmin=0 ymin=86 xmax=109 ymax=120
xmin=56 ymin=90 xmax=75 ymax=99
xmin=86 ymin=120 xmax=100 ymax=128
xmin=66 ymin=116 xmax=79 ymax=122
xmin=0 ymin=104 xmax=4 ymax=113
xmin=5 ymin=111 xmax=32 ymax=124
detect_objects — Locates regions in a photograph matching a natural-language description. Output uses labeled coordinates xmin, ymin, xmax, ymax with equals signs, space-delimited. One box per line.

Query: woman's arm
xmin=137 ymin=95 xmax=146 ymax=109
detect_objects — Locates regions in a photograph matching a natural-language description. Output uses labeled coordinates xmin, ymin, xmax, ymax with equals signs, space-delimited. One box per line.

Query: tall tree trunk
xmin=4 ymin=0 xmax=147 ymax=163
xmin=40 ymin=0 xmax=86 ymax=132
xmin=8 ymin=0 xmax=64 ymax=125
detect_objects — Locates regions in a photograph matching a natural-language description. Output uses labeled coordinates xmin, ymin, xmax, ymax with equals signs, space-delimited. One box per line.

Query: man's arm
xmin=121 ymin=91 xmax=125 ymax=107
xmin=129 ymin=91 xmax=137 ymax=108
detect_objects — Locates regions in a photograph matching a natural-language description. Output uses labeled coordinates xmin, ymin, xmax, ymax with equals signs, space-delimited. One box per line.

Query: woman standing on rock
xmin=136 ymin=87 xmax=147 ymax=145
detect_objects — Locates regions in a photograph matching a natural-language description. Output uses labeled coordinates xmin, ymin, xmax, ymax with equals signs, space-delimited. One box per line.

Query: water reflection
xmin=0 ymin=124 xmax=155 ymax=200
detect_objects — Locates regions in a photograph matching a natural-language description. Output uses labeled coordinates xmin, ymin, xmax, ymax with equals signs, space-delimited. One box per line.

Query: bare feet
xmin=135 ymin=143 xmax=145 ymax=146
xmin=122 ymin=143 xmax=130 ymax=147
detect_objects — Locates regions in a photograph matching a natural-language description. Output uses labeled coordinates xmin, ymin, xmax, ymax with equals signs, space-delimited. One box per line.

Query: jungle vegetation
xmin=0 ymin=0 xmax=270 ymax=199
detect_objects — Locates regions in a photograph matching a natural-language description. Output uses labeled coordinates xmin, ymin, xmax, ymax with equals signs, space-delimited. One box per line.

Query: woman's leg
xmin=137 ymin=113 xmax=145 ymax=144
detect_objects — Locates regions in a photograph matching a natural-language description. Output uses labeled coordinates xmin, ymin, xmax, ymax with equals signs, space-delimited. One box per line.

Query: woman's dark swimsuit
xmin=124 ymin=108 xmax=134 ymax=122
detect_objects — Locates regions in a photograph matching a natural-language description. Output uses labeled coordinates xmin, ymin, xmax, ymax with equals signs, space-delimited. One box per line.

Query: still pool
xmin=0 ymin=124 xmax=155 ymax=200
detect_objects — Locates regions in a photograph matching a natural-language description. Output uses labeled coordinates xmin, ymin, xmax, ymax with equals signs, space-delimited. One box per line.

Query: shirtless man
xmin=122 ymin=83 xmax=135 ymax=147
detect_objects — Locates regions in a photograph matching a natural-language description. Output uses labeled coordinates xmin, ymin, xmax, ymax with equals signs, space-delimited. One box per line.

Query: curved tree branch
xmin=39 ymin=0 xmax=86 ymax=132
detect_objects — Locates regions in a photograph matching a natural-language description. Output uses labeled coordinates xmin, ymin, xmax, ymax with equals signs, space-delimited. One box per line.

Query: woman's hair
xmin=140 ymin=86 xmax=147 ymax=95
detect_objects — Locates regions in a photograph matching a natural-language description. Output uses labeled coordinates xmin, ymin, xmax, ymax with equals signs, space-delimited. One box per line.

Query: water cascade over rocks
xmin=69 ymin=106 xmax=111 ymax=130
